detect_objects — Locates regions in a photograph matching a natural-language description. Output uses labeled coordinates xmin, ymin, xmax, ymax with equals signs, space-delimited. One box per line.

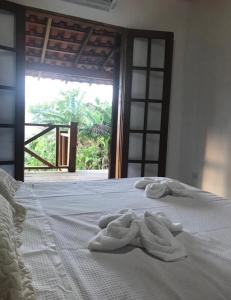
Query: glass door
xmin=121 ymin=29 xmax=173 ymax=178
xmin=0 ymin=1 xmax=25 ymax=180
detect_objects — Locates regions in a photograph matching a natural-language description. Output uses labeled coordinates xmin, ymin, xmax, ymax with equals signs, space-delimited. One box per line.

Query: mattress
xmin=15 ymin=178 xmax=231 ymax=300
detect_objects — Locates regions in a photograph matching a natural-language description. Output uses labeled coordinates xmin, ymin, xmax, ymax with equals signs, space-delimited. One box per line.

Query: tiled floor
xmin=24 ymin=169 xmax=109 ymax=182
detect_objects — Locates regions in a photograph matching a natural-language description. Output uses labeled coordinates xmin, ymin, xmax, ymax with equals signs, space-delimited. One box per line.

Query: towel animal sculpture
xmin=88 ymin=209 xmax=186 ymax=262
xmin=134 ymin=178 xmax=192 ymax=199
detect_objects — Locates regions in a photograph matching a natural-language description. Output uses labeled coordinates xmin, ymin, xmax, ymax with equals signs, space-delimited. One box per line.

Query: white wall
xmin=11 ymin=0 xmax=189 ymax=31
xmin=11 ymin=0 xmax=191 ymax=180
xmin=179 ymin=0 xmax=231 ymax=198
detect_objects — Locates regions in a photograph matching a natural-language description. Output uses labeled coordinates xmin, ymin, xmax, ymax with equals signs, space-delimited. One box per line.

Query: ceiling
xmin=25 ymin=9 xmax=122 ymax=84
xmin=60 ymin=0 xmax=117 ymax=11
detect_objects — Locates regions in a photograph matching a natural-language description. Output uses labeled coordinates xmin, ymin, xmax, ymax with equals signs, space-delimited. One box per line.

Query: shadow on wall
xmin=177 ymin=0 xmax=231 ymax=199
xmin=181 ymin=127 xmax=231 ymax=199
xmin=179 ymin=68 xmax=231 ymax=198
xmin=180 ymin=106 xmax=231 ymax=199
xmin=201 ymin=130 xmax=231 ymax=198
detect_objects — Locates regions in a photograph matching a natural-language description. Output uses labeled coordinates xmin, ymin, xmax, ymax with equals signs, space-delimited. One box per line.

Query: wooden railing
xmin=24 ymin=122 xmax=78 ymax=172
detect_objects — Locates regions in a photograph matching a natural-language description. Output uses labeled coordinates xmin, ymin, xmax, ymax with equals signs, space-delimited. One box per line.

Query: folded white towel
xmin=88 ymin=210 xmax=186 ymax=262
xmin=134 ymin=177 xmax=165 ymax=189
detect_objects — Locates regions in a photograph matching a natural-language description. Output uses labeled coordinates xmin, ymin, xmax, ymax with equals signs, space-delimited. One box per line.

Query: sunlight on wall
xmin=202 ymin=131 xmax=228 ymax=197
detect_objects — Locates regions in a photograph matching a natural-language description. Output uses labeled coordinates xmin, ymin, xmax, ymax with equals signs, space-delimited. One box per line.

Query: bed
xmin=10 ymin=177 xmax=231 ymax=300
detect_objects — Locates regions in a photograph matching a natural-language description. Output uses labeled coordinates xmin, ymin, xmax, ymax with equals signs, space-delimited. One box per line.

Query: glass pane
xmin=144 ymin=164 xmax=158 ymax=177
xmin=128 ymin=163 xmax=141 ymax=178
xmin=130 ymin=102 xmax=144 ymax=130
xmin=0 ymin=50 xmax=16 ymax=86
xmin=0 ymin=10 xmax=15 ymax=48
xmin=147 ymin=103 xmax=162 ymax=131
xmin=0 ymin=90 xmax=15 ymax=124
xmin=0 ymin=164 xmax=14 ymax=177
xmin=149 ymin=71 xmax=163 ymax=100
xmin=145 ymin=134 xmax=159 ymax=161
xmin=0 ymin=128 xmax=15 ymax=160
xmin=151 ymin=39 xmax=165 ymax=68
xmin=128 ymin=133 xmax=143 ymax=160
xmin=131 ymin=70 xmax=146 ymax=99
xmin=133 ymin=38 xmax=148 ymax=67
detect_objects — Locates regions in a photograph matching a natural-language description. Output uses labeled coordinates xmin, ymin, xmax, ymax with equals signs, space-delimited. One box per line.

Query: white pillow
xmin=0 ymin=167 xmax=21 ymax=198
xmin=0 ymin=194 xmax=35 ymax=300
xmin=0 ymin=168 xmax=25 ymax=223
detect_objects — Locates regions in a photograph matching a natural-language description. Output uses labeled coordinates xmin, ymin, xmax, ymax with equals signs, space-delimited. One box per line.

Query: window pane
xmin=147 ymin=103 xmax=162 ymax=131
xmin=133 ymin=38 xmax=148 ymax=67
xmin=0 ymin=10 xmax=15 ymax=48
xmin=130 ymin=102 xmax=144 ymax=130
xmin=128 ymin=163 xmax=141 ymax=178
xmin=131 ymin=70 xmax=146 ymax=99
xmin=151 ymin=39 xmax=165 ymax=68
xmin=0 ymin=90 xmax=15 ymax=124
xmin=144 ymin=164 xmax=158 ymax=177
xmin=0 ymin=50 xmax=16 ymax=86
xmin=145 ymin=134 xmax=159 ymax=161
xmin=0 ymin=128 xmax=15 ymax=160
xmin=149 ymin=71 xmax=163 ymax=100
xmin=128 ymin=133 xmax=143 ymax=160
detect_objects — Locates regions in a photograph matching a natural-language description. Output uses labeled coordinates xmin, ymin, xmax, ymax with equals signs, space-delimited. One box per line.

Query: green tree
xmin=29 ymin=89 xmax=86 ymax=124
xmin=26 ymin=88 xmax=112 ymax=170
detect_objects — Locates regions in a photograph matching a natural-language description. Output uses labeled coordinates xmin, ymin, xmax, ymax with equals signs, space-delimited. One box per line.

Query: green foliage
xmin=25 ymin=88 xmax=112 ymax=170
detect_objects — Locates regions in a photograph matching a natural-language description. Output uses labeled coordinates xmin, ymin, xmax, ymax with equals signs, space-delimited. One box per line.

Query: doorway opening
xmin=24 ymin=8 xmax=122 ymax=182
xmin=25 ymin=77 xmax=113 ymax=181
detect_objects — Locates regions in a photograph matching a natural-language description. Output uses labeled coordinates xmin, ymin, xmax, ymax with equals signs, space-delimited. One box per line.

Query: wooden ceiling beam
xmin=26 ymin=62 xmax=113 ymax=81
xmin=41 ymin=17 xmax=52 ymax=63
xmin=102 ymin=47 xmax=119 ymax=70
xmin=74 ymin=28 xmax=93 ymax=66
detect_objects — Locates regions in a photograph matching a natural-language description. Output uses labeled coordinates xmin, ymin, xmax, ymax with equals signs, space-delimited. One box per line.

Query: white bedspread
xmin=15 ymin=178 xmax=231 ymax=300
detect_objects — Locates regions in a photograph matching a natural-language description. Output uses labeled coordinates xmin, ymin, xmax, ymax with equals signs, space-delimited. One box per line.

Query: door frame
xmin=19 ymin=3 xmax=123 ymax=179
xmin=108 ymin=47 xmax=121 ymax=178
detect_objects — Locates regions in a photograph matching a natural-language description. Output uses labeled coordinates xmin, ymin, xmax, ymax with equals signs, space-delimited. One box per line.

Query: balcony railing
xmin=24 ymin=122 xmax=78 ymax=172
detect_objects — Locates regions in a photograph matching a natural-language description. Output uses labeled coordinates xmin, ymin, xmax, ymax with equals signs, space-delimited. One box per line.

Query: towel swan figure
xmin=134 ymin=178 xmax=193 ymax=199
xmin=88 ymin=209 xmax=186 ymax=262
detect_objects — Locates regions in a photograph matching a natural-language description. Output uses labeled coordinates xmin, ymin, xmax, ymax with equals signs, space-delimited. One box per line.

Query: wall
xmin=179 ymin=0 xmax=231 ymax=198
xmin=11 ymin=0 xmax=231 ymax=198
xmin=11 ymin=0 xmax=191 ymax=180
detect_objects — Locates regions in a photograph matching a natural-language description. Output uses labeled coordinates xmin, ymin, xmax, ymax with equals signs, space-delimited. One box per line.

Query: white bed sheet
xmin=16 ymin=178 xmax=231 ymax=300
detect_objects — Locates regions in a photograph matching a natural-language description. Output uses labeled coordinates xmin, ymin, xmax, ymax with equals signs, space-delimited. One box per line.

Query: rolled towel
xmin=134 ymin=177 xmax=165 ymax=189
xmin=145 ymin=182 xmax=170 ymax=199
xmin=134 ymin=177 xmax=156 ymax=189
xmin=98 ymin=213 xmax=123 ymax=229
xmin=98 ymin=208 xmax=133 ymax=229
